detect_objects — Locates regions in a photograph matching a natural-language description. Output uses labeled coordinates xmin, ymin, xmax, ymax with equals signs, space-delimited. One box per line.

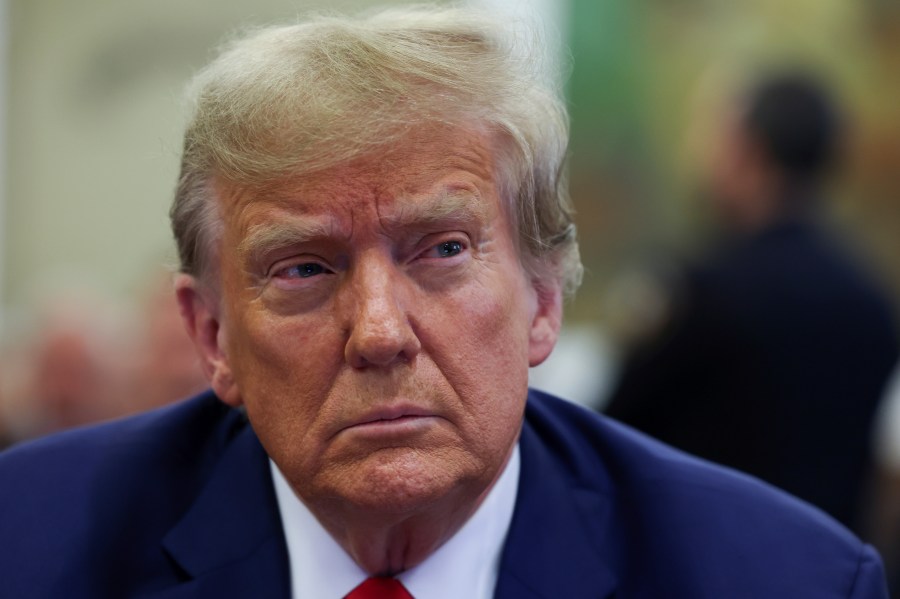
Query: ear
xmin=174 ymin=274 xmax=242 ymax=407
xmin=528 ymin=277 xmax=563 ymax=367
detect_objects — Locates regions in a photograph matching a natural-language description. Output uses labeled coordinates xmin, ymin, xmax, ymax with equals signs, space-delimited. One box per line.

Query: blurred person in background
xmin=870 ymin=361 xmax=900 ymax=593
xmin=126 ymin=271 xmax=209 ymax=415
xmin=604 ymin=71 xmax=900 ymax=532
xmin=0 ymin=275 xmax=205 ymax=443
xmin=0 ymin=362 xmax=13 ymax=450
xmin=7 ymin=291 xmax=133 ymax=438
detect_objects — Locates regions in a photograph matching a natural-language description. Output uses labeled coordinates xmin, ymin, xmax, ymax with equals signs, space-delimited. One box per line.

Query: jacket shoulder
xmin=0 ymin=391 xmax=241 ymax=487
xmin=523 ymin=389 xmax=888 ymax=597
xmin=0 ymin=391 xmax=248 ymax=595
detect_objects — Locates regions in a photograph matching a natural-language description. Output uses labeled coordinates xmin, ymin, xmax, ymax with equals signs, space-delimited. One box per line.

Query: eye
xmin=435 ymin=240 xmax=464 ymax=258
xmin=275 ymin=262 xmax=329 ymax=279
xmin=415 ymin=237 xmax=468 ymax=263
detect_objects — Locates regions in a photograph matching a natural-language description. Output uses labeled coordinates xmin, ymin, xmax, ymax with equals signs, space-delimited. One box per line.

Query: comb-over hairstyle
xmin=171 ymin=5 xmax=582 ymax=296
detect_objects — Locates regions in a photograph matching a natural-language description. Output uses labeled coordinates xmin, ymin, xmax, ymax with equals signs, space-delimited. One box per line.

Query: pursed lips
xmin=341 ymin=404 xmax=441 ymax=435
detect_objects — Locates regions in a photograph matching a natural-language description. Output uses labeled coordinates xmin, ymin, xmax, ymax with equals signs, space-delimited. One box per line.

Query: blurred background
xmin=2 ymin=0 xmax=900 ymax=590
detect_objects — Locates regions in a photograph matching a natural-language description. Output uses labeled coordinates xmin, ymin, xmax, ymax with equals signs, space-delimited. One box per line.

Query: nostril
xmin=347 ymin=322 xmax=415 ymax=368
xmin=345 ymin=308 xmax=422 ymax=368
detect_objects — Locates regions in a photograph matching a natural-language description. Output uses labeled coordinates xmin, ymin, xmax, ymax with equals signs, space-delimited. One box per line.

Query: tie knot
xmin=345 ymin=576 xmax=414 ymax=599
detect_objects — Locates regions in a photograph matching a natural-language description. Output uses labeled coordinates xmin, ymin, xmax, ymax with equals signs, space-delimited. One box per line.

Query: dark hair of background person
xmin=743 ymin=72 xmax=842 ymax=184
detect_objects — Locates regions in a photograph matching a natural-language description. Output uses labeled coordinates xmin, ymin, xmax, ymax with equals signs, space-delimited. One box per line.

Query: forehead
xmin=220 ymin=125 xmax=507 ymax=237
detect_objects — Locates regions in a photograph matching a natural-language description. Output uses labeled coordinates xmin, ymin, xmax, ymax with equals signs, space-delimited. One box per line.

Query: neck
xmin=301 ymin=447 xmax=515 ymax=575
xmin=321 ymin=493 xmax=482 ymax=575
xmin=724 ymin=178 xmax=816 ymax=236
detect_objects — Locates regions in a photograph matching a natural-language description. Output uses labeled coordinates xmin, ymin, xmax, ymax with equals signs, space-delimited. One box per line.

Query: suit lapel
xmin=145 ymin=394 xmax=617 ymax=599
xmin=495 ymin=414 xmax=618 ymax=599
xmin=153 ymin=425 xmax=291 ymax=599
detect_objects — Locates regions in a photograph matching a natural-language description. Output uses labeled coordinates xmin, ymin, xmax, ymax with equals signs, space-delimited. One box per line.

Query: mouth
xmin=341 ymin=405 xmax=440 ymax=437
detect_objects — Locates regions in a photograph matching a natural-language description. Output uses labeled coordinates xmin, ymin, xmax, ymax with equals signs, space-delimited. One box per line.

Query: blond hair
xmin=170 ymin=5 xmax=582 ymax=296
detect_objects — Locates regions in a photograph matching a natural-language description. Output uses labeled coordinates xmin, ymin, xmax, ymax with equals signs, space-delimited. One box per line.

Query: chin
xmin=334 ymin=447 xmax=483 ymax=515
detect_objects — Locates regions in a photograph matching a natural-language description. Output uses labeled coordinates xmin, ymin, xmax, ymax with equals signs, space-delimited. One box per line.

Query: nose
xmin=342 ymin=257 xmax=421 ymax=369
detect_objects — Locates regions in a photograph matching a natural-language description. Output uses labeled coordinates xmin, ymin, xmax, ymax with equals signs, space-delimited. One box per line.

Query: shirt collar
xmin=271 ymin=444 xmax=520 ymax=599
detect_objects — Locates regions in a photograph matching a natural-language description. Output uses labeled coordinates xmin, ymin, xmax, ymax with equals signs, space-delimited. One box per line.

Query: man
xmin=605 ymin=73 xmax=899 ymax=531
xmin=0 ymin=8 xmax=889 ymax=598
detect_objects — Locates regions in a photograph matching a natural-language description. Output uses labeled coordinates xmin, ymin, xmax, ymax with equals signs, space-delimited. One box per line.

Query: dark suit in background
xmin=605 ymin=72 xmax=900 ymax=531
xmin=0 ymin=389 xmax=887 ymax=598
xmin=605 ymin=215 xmax=899 ymax=529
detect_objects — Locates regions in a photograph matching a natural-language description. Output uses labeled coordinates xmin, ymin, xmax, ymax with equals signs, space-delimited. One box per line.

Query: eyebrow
xmin=383 ymin=187 xmax=490 ymax=231
xmin=237 ymin=187 xmax=491 ymax=261
xmin=237 ymin=219 xmax=333 ymax=261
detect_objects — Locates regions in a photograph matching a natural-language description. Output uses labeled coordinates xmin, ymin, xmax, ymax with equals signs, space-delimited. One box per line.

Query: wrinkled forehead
xmin=194 ymin=122 xmax=526 ymax=291
xmin=218 ymin=122 xmax=514 ymax=222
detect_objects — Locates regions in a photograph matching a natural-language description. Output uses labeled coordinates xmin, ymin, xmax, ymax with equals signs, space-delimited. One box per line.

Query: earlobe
xmin=528 ymin=279 xmax=563 ymax=367
xmin=174 ymin=274 xmax=243 ymax=407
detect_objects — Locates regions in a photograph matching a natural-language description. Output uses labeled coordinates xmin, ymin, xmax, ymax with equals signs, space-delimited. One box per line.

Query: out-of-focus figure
xmin=603 ymin=71 xmax=900 ymax=531
xmin=126 ymin=273 xmax=208 ymax=415
xmin=8 ymin=291 xmax=134 ymax=438
xmin=870 ymin=362 xmax=900 ymax=594
xmin=1 ymin=274 xmax=206 ymax=444
xmin=0 ymin=361 xmax=13 ymax=450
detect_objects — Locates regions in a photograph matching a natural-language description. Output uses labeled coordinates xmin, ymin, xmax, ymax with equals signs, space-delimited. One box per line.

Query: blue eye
xmin=284 ymin=263 xmax=325 ymax=278
xmin=436 ymin=241 xmax=463 ymax=258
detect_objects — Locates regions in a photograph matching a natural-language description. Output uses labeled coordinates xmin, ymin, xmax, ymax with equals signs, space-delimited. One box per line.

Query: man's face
xmin=180 ymin=126 xmax=561 ymax=517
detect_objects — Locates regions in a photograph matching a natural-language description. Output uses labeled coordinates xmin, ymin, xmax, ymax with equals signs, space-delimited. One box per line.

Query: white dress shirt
xmin=270 ymin=445 xmax=520 ymax=599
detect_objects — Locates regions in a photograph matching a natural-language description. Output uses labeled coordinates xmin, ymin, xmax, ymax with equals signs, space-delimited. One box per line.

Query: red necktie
xmin=344 ymin=577 xmax=414 ymax=599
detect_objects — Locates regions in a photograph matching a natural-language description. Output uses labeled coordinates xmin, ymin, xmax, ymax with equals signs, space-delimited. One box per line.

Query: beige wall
xmin=1 ymin=0 xmax=562 ymax=332
xmin=2 ymin=0 xmax=422 ymax=324
xmin=0 ymin=0 xmax=7 ymax=310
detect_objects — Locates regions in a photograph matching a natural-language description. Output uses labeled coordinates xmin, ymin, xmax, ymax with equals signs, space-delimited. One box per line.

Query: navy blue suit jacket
xmin=0 ymin=389 xmax=887 ymax=598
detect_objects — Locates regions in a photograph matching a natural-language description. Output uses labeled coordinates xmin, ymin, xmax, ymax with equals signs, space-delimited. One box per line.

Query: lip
xmin=340 ymin=404 xmax=440 ymax=436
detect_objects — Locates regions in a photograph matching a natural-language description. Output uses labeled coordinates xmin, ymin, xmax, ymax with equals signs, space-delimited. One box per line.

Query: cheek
xmin=466 ymin=270 xmax=533 ymax=357
xmin=423 ymin=273 xmax=534 ymax=435
xmin=225 ymin=309 xmax=344 ymax=454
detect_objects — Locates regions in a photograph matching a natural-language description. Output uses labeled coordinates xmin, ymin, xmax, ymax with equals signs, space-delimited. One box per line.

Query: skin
xmin=176 ymin=125 xmax=562 ymax=575
xmin=705 ymin=110 xmax=782 ymax=234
